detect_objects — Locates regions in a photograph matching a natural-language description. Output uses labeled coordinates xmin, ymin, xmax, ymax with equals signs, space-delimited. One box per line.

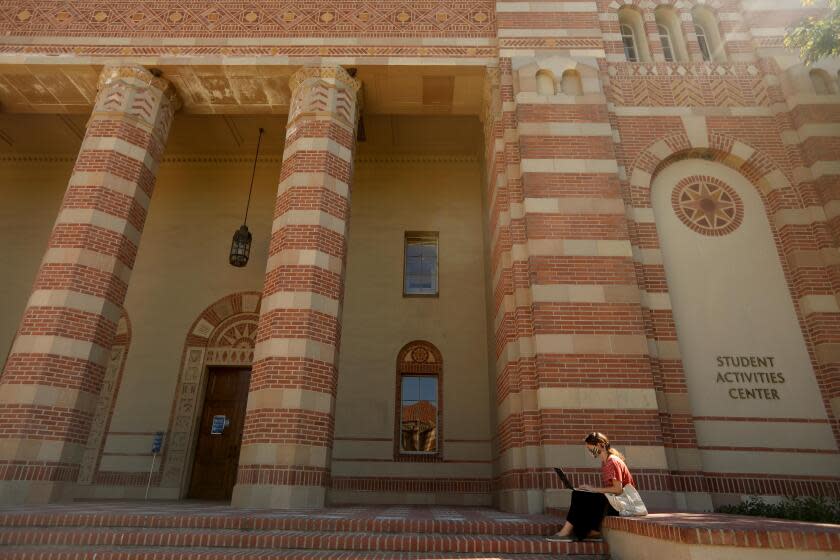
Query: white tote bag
xmin=605 ymin=484 xmax=648 ymax=517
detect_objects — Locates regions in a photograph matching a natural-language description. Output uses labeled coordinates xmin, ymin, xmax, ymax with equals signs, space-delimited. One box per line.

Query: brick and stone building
xmin=0 ymin=0 xmax=838 ymax=514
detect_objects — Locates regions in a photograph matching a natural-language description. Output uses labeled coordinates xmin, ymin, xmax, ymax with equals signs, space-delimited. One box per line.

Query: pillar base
xmin=231 ymin=483 xmax=326 ymax=509
xmin=673 ymin=491 xmax=714 ymax=512
xmin=498 ymin=488 xmax=545 ymax=514
xmin=0 ymin=480 xmax=76 ymax=504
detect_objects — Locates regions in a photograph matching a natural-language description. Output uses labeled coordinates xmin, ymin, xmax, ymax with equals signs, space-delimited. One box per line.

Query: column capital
xmin=97 ymin=64 xmax=181 ymax=111
xmin=288 ymin=65 xmax=361 ymax=97
xmin=482 ymin=66 xmax=502 ymax=122
xmin=287 ymin=65 xmax=361 ymax=130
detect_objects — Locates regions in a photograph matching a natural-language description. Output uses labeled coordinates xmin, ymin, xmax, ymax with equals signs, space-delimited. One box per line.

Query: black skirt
xmin=565 ymin=490 xmax=619 ymax=540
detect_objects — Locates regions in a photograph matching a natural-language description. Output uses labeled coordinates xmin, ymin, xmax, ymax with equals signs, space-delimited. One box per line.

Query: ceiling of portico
xmin=0 ymin=64 xmax=485 ymax=116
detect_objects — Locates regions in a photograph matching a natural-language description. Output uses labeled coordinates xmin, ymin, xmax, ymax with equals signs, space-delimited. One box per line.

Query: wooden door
xmin=188 ymin=367 xmax=250 ymax=500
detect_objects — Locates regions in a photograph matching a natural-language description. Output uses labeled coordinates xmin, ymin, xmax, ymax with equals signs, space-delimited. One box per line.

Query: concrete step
xmin=0 ymin=527 xmax=607 ymax=556
xmin=0 ymin=545 xmax=608 ymax=560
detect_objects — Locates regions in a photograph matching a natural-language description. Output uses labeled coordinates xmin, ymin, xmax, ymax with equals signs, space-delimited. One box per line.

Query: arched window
xmin=655 ymin=6 xmax=688 ymax=62
xmin=536 ymin=69 xmax=556 ymax=95
xmin=621 ymin=23 xmax=638 ymax=62
xmin=810 ymin=69 xmax=833 ymax=95
xmin=618 ymin=7 xmax=650 ymax=62
xmin=658 ymin=24 xmax=675 ymax=62
xmin=561 ymin=69 xmax=583 ymax=96
xmin=395 ymin=341 xmax=442 ymax=459
xmin=692 ymin=7 xmax=726 ymax=62
xmin=694 ymin=23 xmax=711 ymax=61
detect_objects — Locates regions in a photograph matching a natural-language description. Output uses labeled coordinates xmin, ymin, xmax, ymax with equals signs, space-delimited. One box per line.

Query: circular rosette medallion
xmin=671 ymin=176 xmax=744 ymax=236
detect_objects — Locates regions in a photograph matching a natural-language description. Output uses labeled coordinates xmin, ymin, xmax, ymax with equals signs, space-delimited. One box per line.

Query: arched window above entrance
xmin=395 ymin=340 xmax=443 ymax=461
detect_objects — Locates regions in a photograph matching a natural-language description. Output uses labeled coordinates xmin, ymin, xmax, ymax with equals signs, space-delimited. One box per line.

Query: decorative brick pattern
xmin=607 ymin=64 xmax=769 ymax=107
xmin=232 ymin=65 xmax=360 ymax=509
xmin=0 ymin=43 xmax=498 ymax=59
xmin=0 ymin=65 xmax=177 ymax=504
xmin=671 ymin=175 xmax=744 ymax=236
xmin=0 ymin=1 xmax=496 ymax=38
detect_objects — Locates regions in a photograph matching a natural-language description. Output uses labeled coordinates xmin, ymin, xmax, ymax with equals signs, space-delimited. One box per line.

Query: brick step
xmin=0 ymin=545 xmax=608 ymax=560
xmin=0 ymin=527 xmax=607 ymax=556
xmin=0 ymin=513 xmax=557 ymax=536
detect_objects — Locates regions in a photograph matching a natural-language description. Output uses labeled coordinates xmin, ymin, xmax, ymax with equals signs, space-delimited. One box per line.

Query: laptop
xmin=554 ymin=467 xmax=596 ymax=492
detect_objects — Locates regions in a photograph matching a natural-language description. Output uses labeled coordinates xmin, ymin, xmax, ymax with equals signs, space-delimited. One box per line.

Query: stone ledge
xmin=603 ymin=512 xmax=840 ymax=552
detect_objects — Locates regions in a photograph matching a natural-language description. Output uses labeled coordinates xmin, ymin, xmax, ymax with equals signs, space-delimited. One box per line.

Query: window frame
xmin=658 ymin=24 xmax=675 ymax=62
xmin=394 ymin=341 xmax=444 ymax=462
xmin=695 ymin=23 xmax=711 ymax=61
xmin=403 ymin=231 xmax=440 ymax=297
xmin=620 ymin=23 xmax=638 ymax=62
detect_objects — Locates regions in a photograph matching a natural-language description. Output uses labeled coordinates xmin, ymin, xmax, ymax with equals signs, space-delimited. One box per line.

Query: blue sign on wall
xmin=151 ymin=431 xmax=164 ymax=454
xmin=211 ymin=415 xmax=229 ymax=435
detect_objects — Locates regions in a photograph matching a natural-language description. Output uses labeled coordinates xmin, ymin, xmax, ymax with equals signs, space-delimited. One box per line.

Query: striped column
xmin=0 ymin=65 xmax=178 ymax=504
xmin=232 ymin=65 xmax=360 ymax=509
xmin=778 ymin=94 xmax=840 ymax=449
xmin=486 ymin=60 xmax=546 ymax=513
xmin=487 ymin=59 xmax=674 ymax=512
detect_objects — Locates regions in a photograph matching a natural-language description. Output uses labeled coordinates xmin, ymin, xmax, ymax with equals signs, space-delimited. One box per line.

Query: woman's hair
xmin=585 ymin=431 xmax=625 ymax=461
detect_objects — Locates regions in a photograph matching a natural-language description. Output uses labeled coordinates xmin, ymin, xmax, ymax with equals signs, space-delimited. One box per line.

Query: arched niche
xmin=810 ymin=69 xmax=835 ymax=95
xmin=654 ymin=5 xmax=688 ymax=62
xmin=650 ymin=158 xmax=833 ymax=456
xmin=561 ymin=69 xmax=583 ymax=96
xmin=618 ymin=5 xmax=651 ymax=62
xmin=691 ymin=6 xmax=726 ymax=62
xmin=535 ymin=69 xmax=556 ymax=96
xmin=77 ymin=311 xmax=132 ymax=486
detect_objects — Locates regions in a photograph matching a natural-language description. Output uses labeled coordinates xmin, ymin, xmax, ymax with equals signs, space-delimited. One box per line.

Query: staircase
xmin=0 ymin=503 xmax=609 ymax=559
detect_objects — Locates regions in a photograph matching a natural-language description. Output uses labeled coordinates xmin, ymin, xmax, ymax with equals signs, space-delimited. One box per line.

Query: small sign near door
xmin=211 ymin=415 xmax=230 ymax=435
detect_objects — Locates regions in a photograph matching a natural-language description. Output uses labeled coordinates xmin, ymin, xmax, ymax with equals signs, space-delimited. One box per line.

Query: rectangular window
xmin=404 ymin=232 xmax=438 ymax=296
xmin=400 ymin=375 xmax=438 ymax=454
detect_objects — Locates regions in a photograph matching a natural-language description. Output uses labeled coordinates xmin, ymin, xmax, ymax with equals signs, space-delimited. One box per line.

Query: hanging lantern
xmin=229 ymin=224 xmax=252 ymax=267
xmin=229 ymin=127 xmax=264 ymax=268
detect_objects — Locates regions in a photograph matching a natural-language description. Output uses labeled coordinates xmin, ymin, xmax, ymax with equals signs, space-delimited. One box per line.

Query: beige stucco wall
xmin=0 ymin=115 xmax=491 ymax=500
xmin=0 ymin=156 xmax=279 ymax=485
xmin=651 ymin=159 xmax=839 ymax=478
xmin=330 ymin=155 xmax=493 ymax=504
xmin=99 ymin=159 xmax=278 ymax=476
xmin=0 ymin=161 xmax=72 ymax=365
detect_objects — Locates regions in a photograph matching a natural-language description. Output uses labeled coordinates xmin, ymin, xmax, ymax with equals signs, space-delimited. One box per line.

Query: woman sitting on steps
xmin=547 ymin=432 xmax=635 ymax=542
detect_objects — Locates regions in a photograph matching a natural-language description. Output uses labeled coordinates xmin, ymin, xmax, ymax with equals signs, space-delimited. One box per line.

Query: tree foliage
xmin=784 ymin=0 xmax=840 ymax=63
